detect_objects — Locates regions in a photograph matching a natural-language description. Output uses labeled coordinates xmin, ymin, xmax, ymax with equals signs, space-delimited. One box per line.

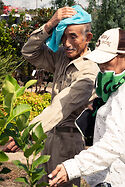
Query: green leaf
xmin=5 ymin=128 xmax=17 ymax=138
xmin=3 ymin=92 xmax=16 ymax=113
xmin=0 ymin=151 xmax=9 ymax=162
xmin=2 ymin=80 xmax=15 ymax=96
xmin=33 ymin=167 xmax=45 ymax=174
xmin=32 ymin=155 xmax=50 ymax=169
xmin=25 ymin=80 xmax=37 ymax=89
xmin=21 ymin=123 xmax=37 ymax=142
xmin=0 ymin=119 xmax=6 ymax=129
xmin=0 ymin=109 xmax=5 ymax=117
xmin=0 ymin=135 xmax=9 ymax=145
xmin=13 ymin=137 xmax=24 ymax=149
xmin=16 ymin=111 xmax=30 ymax=131
xmin=16 ymin=87 xmax=25 ymax=97
xmin=24 ymin=142 xmax=42 ymax=158
xmin=4 ymin=75 xmax=20 ymax=91
xmin=13 ymin=160 xmax=28 ymax=173
xmin=6 ymin=104 xmax=31 ymax=126
xmin=14 ymin=177 xmax=29 ymax=184
xmin=31 ymin=168 xmax=47 ymax=184
xmin=33 ymin=123 xmax=47 ymax=141
xmin=35 ymin=144 xmax=44 ymax=156
xmin=0 ymin=167 xmax=11 ymax=174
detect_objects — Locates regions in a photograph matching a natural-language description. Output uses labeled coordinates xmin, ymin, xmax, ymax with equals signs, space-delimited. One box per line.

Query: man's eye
xmin=71 ymin=35 xmax=76 ymax=39
xmin=70 ymin=34 xmax=77 ymax=39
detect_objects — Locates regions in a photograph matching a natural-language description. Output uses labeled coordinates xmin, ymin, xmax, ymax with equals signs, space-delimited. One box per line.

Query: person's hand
xmin=48 ymin=164 xmax=68 ymax=186
xmin=45 ymin=7 xmax=77 ymax=33
xmin=2 ymin=137 xmax=20 ymax=152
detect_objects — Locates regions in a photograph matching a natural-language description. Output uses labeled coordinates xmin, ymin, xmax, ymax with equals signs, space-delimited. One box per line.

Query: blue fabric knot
xmin=46 ymin=5 xmax=92 ymax=52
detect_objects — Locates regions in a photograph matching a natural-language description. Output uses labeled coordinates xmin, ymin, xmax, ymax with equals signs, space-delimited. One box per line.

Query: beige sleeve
xmin=30 ymin=70 xmax=97 ymax=132
xmin=21 ymin=25 xmax=56 ymax=73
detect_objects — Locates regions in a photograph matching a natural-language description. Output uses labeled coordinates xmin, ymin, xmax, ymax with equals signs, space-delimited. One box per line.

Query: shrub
xmin=16 ymin=91 xmax=51 ymax=121
xmin=0 ymin=20 xmax=16 ymax=56
xmin=0 ymin=55 xmax=22 ymax=88
xmin=0 ymin=91 xmax=51 ymax=121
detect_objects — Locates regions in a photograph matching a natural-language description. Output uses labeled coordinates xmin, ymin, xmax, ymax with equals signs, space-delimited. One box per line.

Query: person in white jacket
xmin=48 ymin=28 xmax=125 ymax=187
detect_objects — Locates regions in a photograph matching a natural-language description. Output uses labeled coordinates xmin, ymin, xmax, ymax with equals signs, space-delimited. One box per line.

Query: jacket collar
xmin=66 ymin=49 xmax=91 ymax=71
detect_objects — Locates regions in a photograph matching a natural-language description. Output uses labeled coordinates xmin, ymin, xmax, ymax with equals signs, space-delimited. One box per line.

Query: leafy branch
xmin=0 ymin=75 xmax=50 ymax=186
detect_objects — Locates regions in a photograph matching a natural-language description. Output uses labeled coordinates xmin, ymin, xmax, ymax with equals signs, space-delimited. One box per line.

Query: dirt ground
xmin=0 ymin=151 xmax=41 ymax=187
xmin=0 ymin=162 xmax=26 ymax=187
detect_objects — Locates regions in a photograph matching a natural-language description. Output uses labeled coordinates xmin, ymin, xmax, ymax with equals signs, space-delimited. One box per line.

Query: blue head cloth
xmin=46 ymin=5 xmax=92 ymax=52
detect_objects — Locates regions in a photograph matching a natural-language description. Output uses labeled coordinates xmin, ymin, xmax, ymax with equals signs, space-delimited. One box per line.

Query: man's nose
xmin=65 ymin=38 xmax=71 ymax=47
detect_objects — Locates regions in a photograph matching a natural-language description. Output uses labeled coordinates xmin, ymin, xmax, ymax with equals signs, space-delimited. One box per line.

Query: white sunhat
xmin=85 ymin=28 xmax=125 ymax=64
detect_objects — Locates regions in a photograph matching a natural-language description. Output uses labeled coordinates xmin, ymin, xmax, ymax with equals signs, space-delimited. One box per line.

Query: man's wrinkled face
xmin=98 ymin=55 xmax=125 ymax=74
xmin=61 ymin=24 xmax=89 ymax=60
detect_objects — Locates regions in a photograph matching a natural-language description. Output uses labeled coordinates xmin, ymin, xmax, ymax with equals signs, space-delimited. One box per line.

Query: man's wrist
xmin=38 ymin=25 xmax=50 ymax=39
xmin=45 ymin=22 xmax=53 ymax=34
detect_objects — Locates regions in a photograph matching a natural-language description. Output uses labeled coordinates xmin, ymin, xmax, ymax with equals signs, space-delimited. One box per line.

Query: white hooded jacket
xmin=63 ymin=83 xmax=125 ymax=187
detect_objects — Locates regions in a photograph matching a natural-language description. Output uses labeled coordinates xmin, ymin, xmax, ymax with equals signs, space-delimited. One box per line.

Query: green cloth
xmin=96 ymin=70 xmax=125 ymax=102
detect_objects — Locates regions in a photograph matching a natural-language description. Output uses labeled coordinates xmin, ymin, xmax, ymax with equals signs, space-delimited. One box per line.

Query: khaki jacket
xmin=21 ymin=25 xmax=99 ymax=132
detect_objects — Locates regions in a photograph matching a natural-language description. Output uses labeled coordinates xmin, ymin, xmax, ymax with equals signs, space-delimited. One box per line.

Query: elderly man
xmin=21 ymin=4 xmax=99 ymax=186
xmin=48 ymin=28 xmax=125 ymax=187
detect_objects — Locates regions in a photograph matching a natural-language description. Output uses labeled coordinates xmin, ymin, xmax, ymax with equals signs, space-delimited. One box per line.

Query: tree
xmin=51 ymin=0 xmax=76 ymax=9
xmin=86 ymin=0 xmax=125 ymax=49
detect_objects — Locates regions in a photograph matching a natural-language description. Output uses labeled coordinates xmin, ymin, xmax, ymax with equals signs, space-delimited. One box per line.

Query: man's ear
xmin=86 ymin=32 xmax=93 ymax=42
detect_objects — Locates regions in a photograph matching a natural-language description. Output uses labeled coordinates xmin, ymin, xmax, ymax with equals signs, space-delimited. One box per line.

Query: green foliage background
xmin=86 ymin=0 xmax=125 ymax=49
xmin=0 ymin=20 xmax=16 ymax=56
xmin=0 ymin=56 xmax=17 ymax=88
xmin=51 ymin=0 xmax=76 ymax=9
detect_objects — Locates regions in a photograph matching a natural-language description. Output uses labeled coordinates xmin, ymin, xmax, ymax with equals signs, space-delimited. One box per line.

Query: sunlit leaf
xmin=3 ymin=92 xmax=15 ymax=113
xmin=25 ymin=80 xmax=37 ymax=89
xmin=0 ymin=151 xmax=9 ymax=162
xmin=16 ymin=87 xmax=25 ymax=97
xmin=6 ymin=104 xmax=31 ymax=126
xmin=2 ymin=80 xmax=15 ymax=96
xmin=4 ymin=75 xmax=20 ymax=91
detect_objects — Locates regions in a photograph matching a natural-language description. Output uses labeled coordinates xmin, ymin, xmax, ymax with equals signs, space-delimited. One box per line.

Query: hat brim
xmin=85 ymin=49 xmax=118 ymax=64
